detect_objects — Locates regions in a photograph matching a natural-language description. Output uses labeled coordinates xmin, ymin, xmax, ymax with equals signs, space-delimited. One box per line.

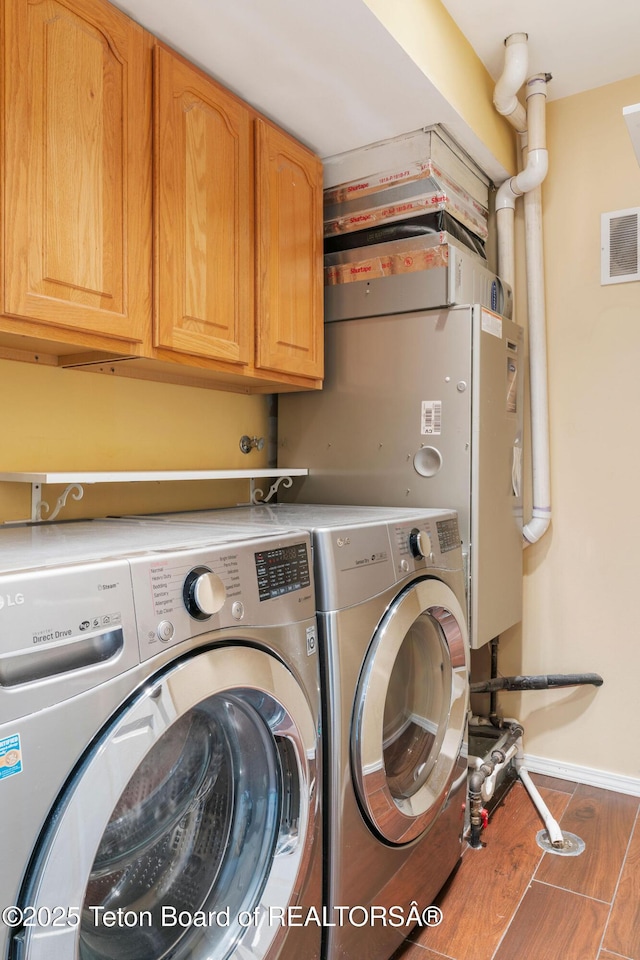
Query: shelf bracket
xmin=33 ymin=483 xmax=85 ymax=522
xmin=250 ymin=475 xmax=293 ymax=504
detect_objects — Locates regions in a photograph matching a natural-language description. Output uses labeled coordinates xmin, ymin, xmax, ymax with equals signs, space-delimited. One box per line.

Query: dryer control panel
xmin=390 ymin=513 xmax=463 ymax=576
xmin=312 ymin=510 xmax=463 ymax=612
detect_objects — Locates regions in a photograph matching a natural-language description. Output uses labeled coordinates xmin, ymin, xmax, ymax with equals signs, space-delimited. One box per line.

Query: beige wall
xmin=499 ymin=75 xmax=640 ymax=783
xmin=0 ymin=360 xmax=269 ymax=522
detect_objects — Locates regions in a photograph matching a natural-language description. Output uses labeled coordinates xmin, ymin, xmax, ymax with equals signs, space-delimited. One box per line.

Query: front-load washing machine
xmin=124 ymin=505 xmax=469 ymax=960
xmin=0 ymin=518 xmax=322 ymax=960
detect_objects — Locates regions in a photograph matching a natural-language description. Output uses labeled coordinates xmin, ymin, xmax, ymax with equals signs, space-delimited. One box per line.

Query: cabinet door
xmin=154 ymin=46 xmax=253 ymax=364
xmin=255 ymin=121 xmax=323 ymax=380
xmin=3 ymin=0 xmax=151 ymax=343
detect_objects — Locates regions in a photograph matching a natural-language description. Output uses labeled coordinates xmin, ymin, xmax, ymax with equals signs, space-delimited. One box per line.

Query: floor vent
xmin=601 ymin=207 xmax=640 ymax=284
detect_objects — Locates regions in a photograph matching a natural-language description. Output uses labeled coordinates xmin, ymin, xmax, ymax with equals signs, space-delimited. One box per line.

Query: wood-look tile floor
xmin=393 ymin=775 xmax=640 ymax=960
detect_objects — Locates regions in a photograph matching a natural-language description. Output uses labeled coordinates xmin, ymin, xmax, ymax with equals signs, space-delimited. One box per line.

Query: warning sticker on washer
xmin=421 ymin=401 xmax=442 ymax=436
xmin=0 ymin=734 xmax=22 ymax=781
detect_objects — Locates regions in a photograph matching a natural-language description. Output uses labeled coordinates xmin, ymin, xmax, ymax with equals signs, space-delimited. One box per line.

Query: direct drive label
xmin=421 ymin=400 xmax=442 ymax=436
xmin=0 ymin=734 xmax=22 ymax=781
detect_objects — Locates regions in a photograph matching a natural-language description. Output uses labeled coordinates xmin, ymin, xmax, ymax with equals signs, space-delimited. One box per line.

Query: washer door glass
xmin=352 ymin=578 xmax=468 ymax=845
xmin=16 ymin=645 xmax=318 ymax=960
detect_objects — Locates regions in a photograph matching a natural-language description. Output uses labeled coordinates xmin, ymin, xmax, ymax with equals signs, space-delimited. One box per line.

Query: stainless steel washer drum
xmin=15 ymin=645 xmax=317 ymax=960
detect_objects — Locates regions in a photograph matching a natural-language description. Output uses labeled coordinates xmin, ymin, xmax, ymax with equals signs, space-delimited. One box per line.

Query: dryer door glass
xmin=14 ymin=646 xmax=318 ymax=960
xmin=383 ymin=613 xmax=449 ymax=800
xmin=352 ymin=577 xmax=468 ymax=845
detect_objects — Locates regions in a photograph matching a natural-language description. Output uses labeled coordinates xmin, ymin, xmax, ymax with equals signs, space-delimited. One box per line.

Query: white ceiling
xmin=440 ymin=0 xmax=640 ymax=103
xmin=113 ymin=0 xmax=640 ymax=178
xmin=114 ymin=0 xmax=469 ymax=162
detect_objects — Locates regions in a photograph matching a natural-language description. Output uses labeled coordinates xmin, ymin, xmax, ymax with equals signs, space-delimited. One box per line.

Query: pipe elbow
xmin=499 ymin=150 xmax=548 ymax=210
xmin=493 ymin=33 xmax=529 ymax=132
xmin=515 ymin=149 xmax=549 ymax=193
xmin=496 ymin=178 xmax=520 ymax=209
xmin=523 ymin=512 xmax=551 ymax=546
xmin=494 ymin=33 xmax=529 ymax=103
xmin=493 ymin=91 xmax=522 ymax=120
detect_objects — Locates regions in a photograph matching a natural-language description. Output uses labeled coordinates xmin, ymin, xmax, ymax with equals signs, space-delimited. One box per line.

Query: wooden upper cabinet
xmin=255 ymin=120 xmax=323 ymax=380
xmin=3 ymin=0 xmax=152 ymax=343
xmin=153 ymin=45 xmax=253 ymax=365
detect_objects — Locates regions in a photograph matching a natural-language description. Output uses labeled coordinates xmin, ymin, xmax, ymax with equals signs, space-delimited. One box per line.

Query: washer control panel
xmin=129 ymin=533 xmax=315 ymax=661
xmin=255 ymin=542 xmax=311 ymax=601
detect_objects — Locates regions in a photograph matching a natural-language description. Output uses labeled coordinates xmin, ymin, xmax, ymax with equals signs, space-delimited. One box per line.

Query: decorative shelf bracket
xmin=32 ymin=483 xmax=85 ymax=522
xmin=250 ymin=475 xmax=293 ymax=504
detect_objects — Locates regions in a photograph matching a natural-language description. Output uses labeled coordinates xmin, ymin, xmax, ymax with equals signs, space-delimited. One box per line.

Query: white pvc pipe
xmin=522 ymin=182 xmax=552 ymax=544
xmin=493 ymin=33 xmax=529 ymax=133
xmin=496 ymin=206 xmax=516 ymax=289
xmin=496 ymin=79 xmax=549 ymax=207
xmin=519 ymin=765 xmax=564 ymax=846
xmin=493 ymin=37 xmax=552 ymax=547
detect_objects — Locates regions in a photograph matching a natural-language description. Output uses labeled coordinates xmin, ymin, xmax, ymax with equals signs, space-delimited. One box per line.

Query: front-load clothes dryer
xmin=126 ymin=505 xmax=469 ymax=960
xmin=0 ymin=518 xmax=322 ymax=960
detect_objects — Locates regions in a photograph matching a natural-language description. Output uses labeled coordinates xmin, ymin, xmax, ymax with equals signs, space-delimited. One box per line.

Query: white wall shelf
xmin=0 ymin=470 xmax=307 ymax=485
xmin=0 ymin=469 xmax=307 ymax=522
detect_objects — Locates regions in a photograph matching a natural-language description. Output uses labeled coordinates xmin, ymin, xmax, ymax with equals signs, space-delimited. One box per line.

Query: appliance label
xmin=421 ymin=401 xmax=442 ymax=436
xmin=0 ymin=734 xmax=22 ymax=781
xmin=306 ymin=625 xmax=317 ymax=656
xmin=481 ymin=308 xmax=503 ymax=338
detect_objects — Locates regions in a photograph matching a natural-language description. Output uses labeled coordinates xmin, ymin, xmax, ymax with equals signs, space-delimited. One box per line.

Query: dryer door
xmin=14 ymin=645 xmax=318 ymax=960
xmin=352 ymin=577 xmax=468 ymax=844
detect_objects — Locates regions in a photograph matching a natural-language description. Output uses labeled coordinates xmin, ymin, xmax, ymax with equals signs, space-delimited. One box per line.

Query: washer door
xmin=352 ymin=577 xmax=468 ymax=845
xmin=15 ymin=645 xmax=318 ymax=960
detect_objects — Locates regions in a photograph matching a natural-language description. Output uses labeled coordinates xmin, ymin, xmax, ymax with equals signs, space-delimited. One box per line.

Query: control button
xmin=183 ymin=567 xmax=226 ymax=620
xmin=409 ymin=528 xmax=432 ymax=559
xmin=231 ymin=601 xmax=245 ymax=621
xmin=400 ymin=558 xmax=410 ymax=573
xmin=157 ymin=620 xmax=175 ymax=643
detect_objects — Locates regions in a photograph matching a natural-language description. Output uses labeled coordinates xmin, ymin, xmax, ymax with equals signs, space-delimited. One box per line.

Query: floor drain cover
xmin=536 ymin=830 xmax=586 ymax=856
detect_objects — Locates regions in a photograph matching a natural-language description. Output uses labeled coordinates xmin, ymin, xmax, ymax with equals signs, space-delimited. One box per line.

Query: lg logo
xmin=336 ymin=537 xmax=351 ymax=548
xmin=0 ymin=593 xmax=25 ymax=610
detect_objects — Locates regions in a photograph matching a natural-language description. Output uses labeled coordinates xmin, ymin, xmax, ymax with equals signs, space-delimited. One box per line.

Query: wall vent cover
xmin=601 ymin=208 xmax=640 ymax=284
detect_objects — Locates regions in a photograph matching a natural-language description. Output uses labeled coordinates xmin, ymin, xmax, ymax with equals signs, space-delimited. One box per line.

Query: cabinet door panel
xmin=154 ymin=46 xmax=252 ymax=364
xmin=3 ymin=0 xmax=151 ymax=342
xmin=255 ymin=121 xmax=323 ymax=379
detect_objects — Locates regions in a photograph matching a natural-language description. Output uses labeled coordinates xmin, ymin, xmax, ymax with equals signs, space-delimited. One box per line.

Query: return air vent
xmin=601 ymin=208 xmax=640 ymax=284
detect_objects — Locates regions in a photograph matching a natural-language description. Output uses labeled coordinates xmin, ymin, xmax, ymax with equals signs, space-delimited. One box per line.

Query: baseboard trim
xmin=522 ymin=753 xmax=640 ymax=798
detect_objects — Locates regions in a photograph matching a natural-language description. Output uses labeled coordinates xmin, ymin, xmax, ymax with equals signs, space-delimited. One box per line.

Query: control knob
xmin=409 ymin=527 xmax=431 ymax=560
xmin=183 ymin=566 xmax=226 ymax=620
